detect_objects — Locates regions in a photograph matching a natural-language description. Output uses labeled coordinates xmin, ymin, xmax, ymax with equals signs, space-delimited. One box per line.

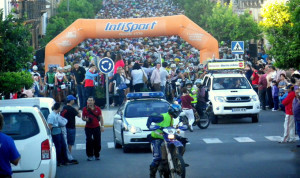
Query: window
xmin=2 ymin=113 xmax=40 ymax=140
xmin=212 ymin=77 xmax=252 ymax=90
xmin=125 ymin=100 xmax=169 ymax=118
xmin=40 ymin=108 xmax=50 ymax=119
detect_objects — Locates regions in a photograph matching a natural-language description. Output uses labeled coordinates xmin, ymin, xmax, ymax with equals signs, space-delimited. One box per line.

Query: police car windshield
xmin=212 ymin=77 xmax=251 ymax=90
xmin=125 ymin=100 xmax=169 ymax=118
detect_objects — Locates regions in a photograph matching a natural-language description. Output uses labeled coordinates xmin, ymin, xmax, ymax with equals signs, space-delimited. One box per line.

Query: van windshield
xmin=212 ymin=77 xmax=251 ymax=90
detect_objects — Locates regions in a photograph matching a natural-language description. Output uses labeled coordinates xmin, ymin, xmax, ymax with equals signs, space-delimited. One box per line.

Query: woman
xmin=47 ymin=103 xmax=68 ymax=166
xmin=278 ymin=74 xmax=288 ymax=94
xmin=180 ymin=87 xmax=195 ymax=131
xmin=113 ymin=52 xmax=125 ymax=74
xmin=110 ymin=67 xmax=126 ymax=106
xmin=55 ymin=67 xmax=69 ymax=103
xmin=131 ymin=62 xmax=145 ymax=92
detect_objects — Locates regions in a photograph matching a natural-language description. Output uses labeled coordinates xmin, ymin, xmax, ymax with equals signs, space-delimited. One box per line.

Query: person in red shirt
xmin=258 ymin=71 xmax=267 ymax=110
xmin=251 ymin=68 xmax=259 ymax=93
xmin=82 ymin=96 xmax=104 ymax=161
xmin=180 ymin=87 xmax=194 ymax=131
xmin=280 ymin=85 xmax=296 ymax=143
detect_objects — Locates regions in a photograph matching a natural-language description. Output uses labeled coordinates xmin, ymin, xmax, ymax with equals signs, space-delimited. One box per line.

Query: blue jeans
xmin=77 ymin=84 xmax=84 ymax=109
xmin=150 ymin=139 xmax=163 ymax=167
xmin=66 ymin=128 xmax=76 ymax=146
xmin=273 ymin=96 xmax=279 ymax=110
xmin=296 ymin=120 xmax=300 ymax=145
xmin=117 ymin=89 xmax=125 ymax=106
xmin=161 ymin=85 xmax=166 ymax=99
xmin=52 ymin=133 xmax=68 ymax=164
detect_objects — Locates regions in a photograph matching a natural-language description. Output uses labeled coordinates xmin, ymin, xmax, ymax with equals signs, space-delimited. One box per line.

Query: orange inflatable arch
xmin=45 ymin=15 xmax=219 ymax=71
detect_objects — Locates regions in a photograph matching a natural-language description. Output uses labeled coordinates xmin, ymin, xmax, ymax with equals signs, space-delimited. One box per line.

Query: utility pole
xmin=67 ymin=0 xmax=69 ymax=11
xmin=4 ymin=0 xmax=7 ymax=18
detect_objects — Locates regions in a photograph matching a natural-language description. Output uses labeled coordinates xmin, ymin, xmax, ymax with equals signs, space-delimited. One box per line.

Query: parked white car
xmin=0 ymin=98 xmax=56 ymax=178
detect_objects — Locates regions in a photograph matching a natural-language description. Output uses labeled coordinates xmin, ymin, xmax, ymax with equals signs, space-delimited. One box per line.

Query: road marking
xmin=234 ymin=137 xmax=255 ymax=143
xmin=76 ymin=144 xmax=86 ymax=150
xmin=107 ymin=142 xmax=114 ymax=148
xmin=203 ymin=138 xmax=223 ymax=144
xmin=265 ymin=136 xmax=283 ymax=142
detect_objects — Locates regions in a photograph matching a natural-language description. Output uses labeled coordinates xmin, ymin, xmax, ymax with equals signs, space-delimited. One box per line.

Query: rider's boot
xmin=150 ymin=165 xmax=158 ymax=178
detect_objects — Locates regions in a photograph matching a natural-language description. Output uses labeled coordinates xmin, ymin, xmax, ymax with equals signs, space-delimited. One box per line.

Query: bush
xmin=0 ymin=71 xmax=33 ymax=96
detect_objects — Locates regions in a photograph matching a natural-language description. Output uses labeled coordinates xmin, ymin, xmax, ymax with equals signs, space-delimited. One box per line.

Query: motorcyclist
xmin=195 ymin=79 xmax=207 ymax=119
xmin=146 ymin=104 xmax=182 ymax=178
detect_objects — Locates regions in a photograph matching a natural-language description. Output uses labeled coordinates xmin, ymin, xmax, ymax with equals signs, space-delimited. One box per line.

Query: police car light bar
xmin=126 ymin=92 xmax=164 ymax=99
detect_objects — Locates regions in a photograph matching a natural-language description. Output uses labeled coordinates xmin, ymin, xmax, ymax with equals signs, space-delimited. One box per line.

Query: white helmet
xmin=170 ymin=64 xmax=176 ymax=68
xmin=57 ymin=67 xmax=63 ymax=71
xmin=32 ymin=65 xmax=38 ymax=71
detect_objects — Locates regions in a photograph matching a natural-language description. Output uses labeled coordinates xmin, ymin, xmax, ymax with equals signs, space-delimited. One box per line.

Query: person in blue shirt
xmin=0 ymin=113 xmax=21 ymax=177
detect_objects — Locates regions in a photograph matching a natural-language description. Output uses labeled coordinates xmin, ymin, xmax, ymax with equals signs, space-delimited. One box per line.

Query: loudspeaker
xmin=249 ymin=44 xmax=257 ymax=58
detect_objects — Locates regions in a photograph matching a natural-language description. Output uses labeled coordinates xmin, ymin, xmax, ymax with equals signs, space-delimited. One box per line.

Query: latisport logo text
xmin=104 ymin=22 xmax=158 ymax=33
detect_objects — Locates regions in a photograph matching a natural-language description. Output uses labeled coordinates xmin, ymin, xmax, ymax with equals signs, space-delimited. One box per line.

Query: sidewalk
xmin=75 ymin=107 xmax=118 ymax=127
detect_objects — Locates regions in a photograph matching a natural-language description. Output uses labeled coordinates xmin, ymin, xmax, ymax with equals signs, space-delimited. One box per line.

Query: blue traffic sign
xmin=98 ymin=57 xmax=114 ymax=74
xmin=231 ymin=41 xmax=244 ymax=54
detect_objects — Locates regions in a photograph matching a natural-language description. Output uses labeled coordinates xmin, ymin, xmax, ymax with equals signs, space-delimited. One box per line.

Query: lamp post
xmin=67 ymin=0 xmax=69 ymax=11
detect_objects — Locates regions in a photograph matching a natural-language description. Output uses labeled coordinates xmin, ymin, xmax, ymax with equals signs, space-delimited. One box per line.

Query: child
xmin=272 ymin=80 xmax=279 ymax=111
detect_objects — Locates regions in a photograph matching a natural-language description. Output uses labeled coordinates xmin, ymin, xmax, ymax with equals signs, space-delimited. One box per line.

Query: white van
xmin=0 ymin=98 xmax=56 ymax=178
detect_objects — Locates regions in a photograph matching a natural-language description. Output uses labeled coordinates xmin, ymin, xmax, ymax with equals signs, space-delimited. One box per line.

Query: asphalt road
xmin=56 ymin=110 xmax=300 ymax=178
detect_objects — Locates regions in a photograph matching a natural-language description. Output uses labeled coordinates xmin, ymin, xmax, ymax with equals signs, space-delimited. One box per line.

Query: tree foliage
xmin=178 ymin=1 xmax=261 ymax=43
xmin=0 ymin=10 xmax=33 ymax=72
xmin=41 ymin=0 xmax=102 ymax=46
xmin=260 ymin=0 xmax=300 ymax=69
xmin=0 ymin=71 xmax=33 ymax=96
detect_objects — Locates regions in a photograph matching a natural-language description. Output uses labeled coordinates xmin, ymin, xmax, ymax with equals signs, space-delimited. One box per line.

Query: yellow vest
xmin=151 ymin=113 xmax=173 ymax=139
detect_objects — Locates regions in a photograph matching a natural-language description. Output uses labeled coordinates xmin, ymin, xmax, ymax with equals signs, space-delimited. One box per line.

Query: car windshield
xmin=212 ymin=77 xmax=251 ymax=90
xmin=2 ymin=113 xmax=39 ymax=140
xmin=125 ymin=100 xmax=169 ymax=118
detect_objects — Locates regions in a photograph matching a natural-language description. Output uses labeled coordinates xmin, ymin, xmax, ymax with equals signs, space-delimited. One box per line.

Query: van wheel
xmin=252 ymin=114 xmax=259 ymax=123
xmin=211 ymin=113 xmax=218 ymax=124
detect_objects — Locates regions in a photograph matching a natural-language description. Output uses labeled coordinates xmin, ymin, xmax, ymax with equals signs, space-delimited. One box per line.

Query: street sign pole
xmin=106 ymin=74 xmax=109 ymax=110
xmin=98 ymin=57 xmax=114 ymax=111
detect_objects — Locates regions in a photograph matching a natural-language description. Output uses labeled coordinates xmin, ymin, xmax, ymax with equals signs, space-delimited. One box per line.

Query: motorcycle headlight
xmin=128 ymin=125 xmax=142 ymax=134
xmin=252 ymin=95 xmax=258 ymax=101
xmin=168 ymin=134 xmax=175 ymax=140
xmin=214 ymin=96 xmax=225 ymax=103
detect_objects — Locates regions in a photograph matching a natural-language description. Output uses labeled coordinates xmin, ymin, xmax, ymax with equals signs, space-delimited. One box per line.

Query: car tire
xmin=121 ymin=129 xmax=130 ymax=153
xmin=113 ymin=128 xmax=122 ymax=149
xmin=211 ymin=113 xmax=218 ymax=124
xmin=252 ymin=114 xmax=259 ymax=123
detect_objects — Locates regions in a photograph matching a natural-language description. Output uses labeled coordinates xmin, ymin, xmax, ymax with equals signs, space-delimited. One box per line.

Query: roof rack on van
xmin=0 ymin=98 xmax=42 ymax=108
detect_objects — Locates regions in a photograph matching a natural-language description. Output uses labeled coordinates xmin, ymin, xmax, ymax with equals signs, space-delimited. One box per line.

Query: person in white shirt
xmin=131 ymin=62 xmax=145 ymax=92
xmin=151 ymin=63 xmax=161 ymax=91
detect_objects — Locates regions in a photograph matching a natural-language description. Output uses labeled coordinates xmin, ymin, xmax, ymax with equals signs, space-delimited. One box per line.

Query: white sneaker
xmin=272 ymin=108 xmax=278 ymax=111
xmin=87 ymin=157 xmax=94 ymax=161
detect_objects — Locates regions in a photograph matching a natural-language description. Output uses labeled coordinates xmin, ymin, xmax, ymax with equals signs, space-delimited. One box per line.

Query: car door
xmin=114 ymin=104 xmax=124 ymax=142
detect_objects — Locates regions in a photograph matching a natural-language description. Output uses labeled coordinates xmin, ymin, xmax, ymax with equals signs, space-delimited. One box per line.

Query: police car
xmin=203 ymin=59 xmax=260 ymax=124
xmin=113 ymin=92 xmax=184 ymax=153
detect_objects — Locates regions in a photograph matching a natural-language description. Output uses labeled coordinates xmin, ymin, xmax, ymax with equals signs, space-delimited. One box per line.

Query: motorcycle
xmin=149 ymin=124 xmax=189 ymax=178
xmin=180 ymin=102 xmax=211 ymax=130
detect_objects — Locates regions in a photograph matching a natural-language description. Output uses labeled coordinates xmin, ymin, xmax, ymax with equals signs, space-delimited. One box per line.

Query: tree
xmin=0 ymin=10 xmax=33 ymax=72
xmin=180 ymin=1 xmax=261 ymax=44
xmin=260 ymin=0 xmax=300 ymax=69
xmin=206 ymin=2 xmax=261 ymax=42
xmin=0 ymin=10 xmax=33 ymax=96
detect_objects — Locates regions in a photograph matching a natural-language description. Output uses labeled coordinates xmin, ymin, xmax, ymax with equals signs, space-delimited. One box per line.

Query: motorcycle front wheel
xmin=172 ymin=154 xmax=186 ymax=178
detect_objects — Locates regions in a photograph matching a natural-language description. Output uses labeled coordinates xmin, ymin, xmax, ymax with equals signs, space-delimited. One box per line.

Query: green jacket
xmin=190 ymin=87 xmax=197 ymax=104
xmin=151 ymin=113 xmax=173 ymax=139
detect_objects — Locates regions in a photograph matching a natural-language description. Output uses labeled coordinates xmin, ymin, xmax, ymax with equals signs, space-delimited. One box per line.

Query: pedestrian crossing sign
xmin=231 ymin=41 xmax=244 ymax=54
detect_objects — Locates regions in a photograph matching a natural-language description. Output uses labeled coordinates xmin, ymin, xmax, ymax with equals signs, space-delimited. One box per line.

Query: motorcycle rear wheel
xmin=197 ymin=112 xmax=210 ymax=129
xmin=172 ymin=154 xmax=186 ymax=178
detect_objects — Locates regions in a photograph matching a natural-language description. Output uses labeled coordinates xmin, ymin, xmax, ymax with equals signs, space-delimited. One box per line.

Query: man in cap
xmin=61 ymin=95 xmax=81 ymax=164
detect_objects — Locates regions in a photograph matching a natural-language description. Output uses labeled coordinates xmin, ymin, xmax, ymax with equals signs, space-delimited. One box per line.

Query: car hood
xmin=125 ymin=117 xmax=149 ymax=130
xmin=210 ymin=89 xmax=256 ymax=97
